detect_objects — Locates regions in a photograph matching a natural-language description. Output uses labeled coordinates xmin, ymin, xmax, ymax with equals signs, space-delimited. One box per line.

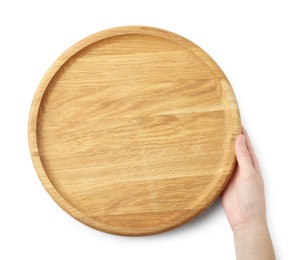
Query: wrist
xmin=232 ymin=218 xmax=268 ymax=236
xmin=233 ymin=218 xmax=271 ymax=251
xmin=232 ymin=219 xmax=275 ymax=260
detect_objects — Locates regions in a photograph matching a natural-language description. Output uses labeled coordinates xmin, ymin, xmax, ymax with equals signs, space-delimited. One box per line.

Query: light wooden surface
xmin=28 ymin=26 xmax=241 ymax=236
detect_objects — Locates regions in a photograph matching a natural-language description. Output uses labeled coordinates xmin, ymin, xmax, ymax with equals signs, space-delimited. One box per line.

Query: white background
xmin=0 ymin=0 xmax=298 ymax=259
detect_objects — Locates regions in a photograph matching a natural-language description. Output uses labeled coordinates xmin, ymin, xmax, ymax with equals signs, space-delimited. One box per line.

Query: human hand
xmin=222 ymin=127 xmax=266 ymax=230
xmin=221 ymin=127 xmax=275 ymax=260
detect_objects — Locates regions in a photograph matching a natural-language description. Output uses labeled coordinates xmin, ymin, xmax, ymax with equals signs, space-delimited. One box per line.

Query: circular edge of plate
xmin=28 ymin=25 xmax=241 ymax=236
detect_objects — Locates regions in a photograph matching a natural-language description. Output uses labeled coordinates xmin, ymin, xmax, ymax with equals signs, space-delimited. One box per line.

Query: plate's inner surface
xmin=36 ymin=33 xmax=236 ymax=234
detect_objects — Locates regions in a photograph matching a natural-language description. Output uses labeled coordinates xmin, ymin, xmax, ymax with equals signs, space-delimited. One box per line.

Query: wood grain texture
xmin=28 ymin=26 xmax=241 ymax=236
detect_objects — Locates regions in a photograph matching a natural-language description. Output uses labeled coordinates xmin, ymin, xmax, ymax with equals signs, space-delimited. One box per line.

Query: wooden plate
xmin=28 ymin=26 xmax=241 ymax=236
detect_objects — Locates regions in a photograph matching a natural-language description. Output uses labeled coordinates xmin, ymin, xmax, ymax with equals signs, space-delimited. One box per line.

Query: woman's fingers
xmin=242 ymin=127 xmax=261 ymax=173
xmin=235 ymin=134 xmax=254 ymax=172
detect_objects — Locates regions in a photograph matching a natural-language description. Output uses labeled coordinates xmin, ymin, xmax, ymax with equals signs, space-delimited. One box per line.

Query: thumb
xmin=235 ymin=134 xmax=254 ymax=171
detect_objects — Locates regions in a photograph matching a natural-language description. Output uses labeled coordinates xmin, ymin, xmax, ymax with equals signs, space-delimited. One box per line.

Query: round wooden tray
xmin=29 ymin=26 xmax=241 ymax=236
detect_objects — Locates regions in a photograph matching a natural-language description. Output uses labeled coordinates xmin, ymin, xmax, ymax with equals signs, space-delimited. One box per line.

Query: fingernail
xmin=238 ymin=134 xmax=245 ymax=145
